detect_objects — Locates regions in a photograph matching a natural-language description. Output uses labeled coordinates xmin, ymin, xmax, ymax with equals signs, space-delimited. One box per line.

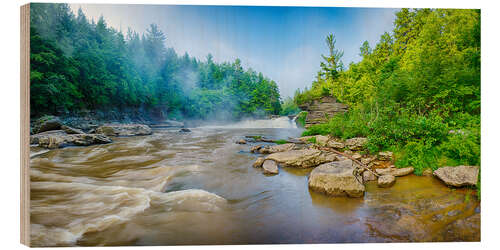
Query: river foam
xmin=30 ymin=163 xmax=227 ymax=246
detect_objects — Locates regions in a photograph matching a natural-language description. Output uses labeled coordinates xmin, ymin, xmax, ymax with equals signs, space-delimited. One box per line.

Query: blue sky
xmin=70 ymin=4 xmax=397 ymax=98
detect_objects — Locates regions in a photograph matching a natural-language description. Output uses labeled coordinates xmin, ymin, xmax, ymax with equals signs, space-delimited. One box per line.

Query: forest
xmin=29 ymin=3 xmax=282 ymax=120
xmin=294 ymin=8 xmax=480 ymax=180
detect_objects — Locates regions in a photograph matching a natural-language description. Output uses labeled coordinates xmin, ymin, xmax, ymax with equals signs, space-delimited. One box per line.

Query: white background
xmin=0 ymin=0 xmax=497 ymax=249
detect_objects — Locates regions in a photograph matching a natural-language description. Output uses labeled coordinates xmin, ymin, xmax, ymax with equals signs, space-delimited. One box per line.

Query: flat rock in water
xmin=376 ymin=167 xmax=414 ymax=177
xmin=262 ymin=160 xmax=279 ymax=175
xmin=96 ymin=124 xmax=153 ymax=136
xmin=378 ymin=174 xmax=396 ymax=188
xmin=259 ymin=143 xmax=296 ymax=154
xmin=308 ymin=159 xmax=365 ymax=198
xmin=266 ymin=149 xmax=337 ymax=168
xmin=433 ymin=165 xmax=479 ymax=187
xmin=30 ymin=130 xmax=112 ymax=149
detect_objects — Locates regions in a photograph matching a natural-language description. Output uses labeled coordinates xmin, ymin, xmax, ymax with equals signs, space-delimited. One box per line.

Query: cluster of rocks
xmin=30 ymin=116 xmax=153 ymax=149
xmin=245 ymin=134 xmax=480 ymax=197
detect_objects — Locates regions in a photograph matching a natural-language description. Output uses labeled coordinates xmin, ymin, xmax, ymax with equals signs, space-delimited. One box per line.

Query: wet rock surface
xmin=378 ymin=175 xmax=396 ymax=188
xmin=266 ymin=149 xmax=337 ymax=168
xmin=308 ymin=159 xmax=365 ymax=198
xmin=375 ymin=167 xmax=414 ymax=177
xmin=30 ymin=130 xmax=112 ymax=149
xmin=433 ymin=166 xmax=479 ymax=187
xmin=363 ymin=176 xmax=480 ymax=242
xmin=262 ymin=160 xmax=279 ymax=175
xmin=258 ymin=143 xmax=296 ymax=154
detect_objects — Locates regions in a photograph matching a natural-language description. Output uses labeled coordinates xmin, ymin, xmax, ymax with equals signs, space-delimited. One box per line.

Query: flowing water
xmin=30 ymin=117 xmax=480 ymax=246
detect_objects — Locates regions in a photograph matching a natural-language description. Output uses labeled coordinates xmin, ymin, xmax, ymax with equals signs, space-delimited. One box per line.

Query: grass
xmin=274 ymin=139 xmax=288 ymax=145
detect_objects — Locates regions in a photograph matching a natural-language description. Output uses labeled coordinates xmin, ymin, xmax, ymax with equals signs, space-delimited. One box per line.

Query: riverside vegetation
xmin=292 ymin=8 xmax=481 ymax=196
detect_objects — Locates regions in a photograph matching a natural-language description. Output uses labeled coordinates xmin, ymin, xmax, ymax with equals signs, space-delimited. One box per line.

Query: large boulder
xmin=259 ymin=143 xmax=296 ymax=154
xmin=308 ymin=159 xmax=365 ymax=198
xmin=96 ymin=124 xmax=152 ymax=136
xmin=30 ymin=130 xmax=112 ymax=149
xmin=433 ymin=166 xmax=479 ymax=187
xmin=262 ymin=160 xmax=279 ymax=175
xmin=375 ymin=166 xmax=414 ymax=177
xmin=344 ymin=137 xmax=368 ymax=151
xmin=266 ymin=149 xmax=337 ymax=168
xmin=378 ymin=175 xmax=396 ymax=188
xmin=32 ymin=116 xmax=63 ymax=134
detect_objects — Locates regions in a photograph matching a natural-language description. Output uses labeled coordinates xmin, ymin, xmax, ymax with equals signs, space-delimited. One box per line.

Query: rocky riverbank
xmin=29 ymin=116 xmax=161 ymax=150
xmin=239 ymin=134 xmax=479 ymax=196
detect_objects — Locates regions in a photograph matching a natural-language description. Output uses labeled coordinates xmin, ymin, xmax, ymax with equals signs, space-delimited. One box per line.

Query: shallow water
xmin=30 ymin=123 xmax=480 ymax=246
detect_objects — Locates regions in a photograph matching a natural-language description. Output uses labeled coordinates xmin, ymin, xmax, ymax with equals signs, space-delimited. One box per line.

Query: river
xmin=29 ymin=117 xmax=480 ymax=246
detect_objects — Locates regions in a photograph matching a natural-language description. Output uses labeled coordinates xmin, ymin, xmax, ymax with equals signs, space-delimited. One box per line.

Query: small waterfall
xmin=200 ymin=116 xmax=298 ymax=129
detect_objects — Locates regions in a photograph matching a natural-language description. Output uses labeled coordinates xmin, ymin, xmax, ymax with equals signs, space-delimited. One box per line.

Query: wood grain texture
xmin=20 ymin=3 xmax=30 ymax=246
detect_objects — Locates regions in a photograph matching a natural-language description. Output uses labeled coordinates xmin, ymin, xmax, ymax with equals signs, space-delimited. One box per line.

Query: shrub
xmin=296 ymin=111 xmax=308 ymax=128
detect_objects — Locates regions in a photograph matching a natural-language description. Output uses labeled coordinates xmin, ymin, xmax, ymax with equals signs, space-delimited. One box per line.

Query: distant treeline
xmin=30 ymin=3 xmax=282 ymax=119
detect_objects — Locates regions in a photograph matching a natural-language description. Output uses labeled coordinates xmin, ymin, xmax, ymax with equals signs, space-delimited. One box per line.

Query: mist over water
xmin=200 ymin=116 xmax=298 ymax=129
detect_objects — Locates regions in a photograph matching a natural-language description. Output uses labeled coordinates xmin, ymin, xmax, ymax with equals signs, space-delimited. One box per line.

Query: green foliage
xmin=274 ymin=139 xmax=288 ymax=145
xmin=29 ymin=3 xmax=281 ymax=119
xmin=296 ymin=9 xmax=480 ymax=193
xmin=295 ymin=111 xmax=308 ymax=128
xmin=280 ymin=97 xmax=300 ymax=116
xmin=306 ymin=137 xmax=316 ymax=144
xmin=302 ymin=109 xmax=370 ymax=139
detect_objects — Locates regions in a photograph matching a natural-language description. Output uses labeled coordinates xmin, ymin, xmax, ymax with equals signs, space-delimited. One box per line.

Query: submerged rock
xmin=433 ymin=166 xmax=479 ymax=187
xmin=253 ymin=157 xmax=265 ymax=168
xmin=96 ymin=124 xmax=153 ymax=136
xmin=308 ymin=159 xmax=365 ymax=197
xmin=378 ymin=175 xmax=396 ymax=188
xmin=266 ymin=149 xmax=337 ymax=168
xmin=442 ymin=213 xmax=480 ymax=242
xmin=375 ymin=166 xmax=414 ymax=177
xmin=262 ymin=160 xmax=279 ymax=175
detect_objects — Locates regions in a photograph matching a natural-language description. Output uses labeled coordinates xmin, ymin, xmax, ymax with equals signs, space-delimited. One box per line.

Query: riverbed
xmin=29 ymin=118 xmax=480 ymax=246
